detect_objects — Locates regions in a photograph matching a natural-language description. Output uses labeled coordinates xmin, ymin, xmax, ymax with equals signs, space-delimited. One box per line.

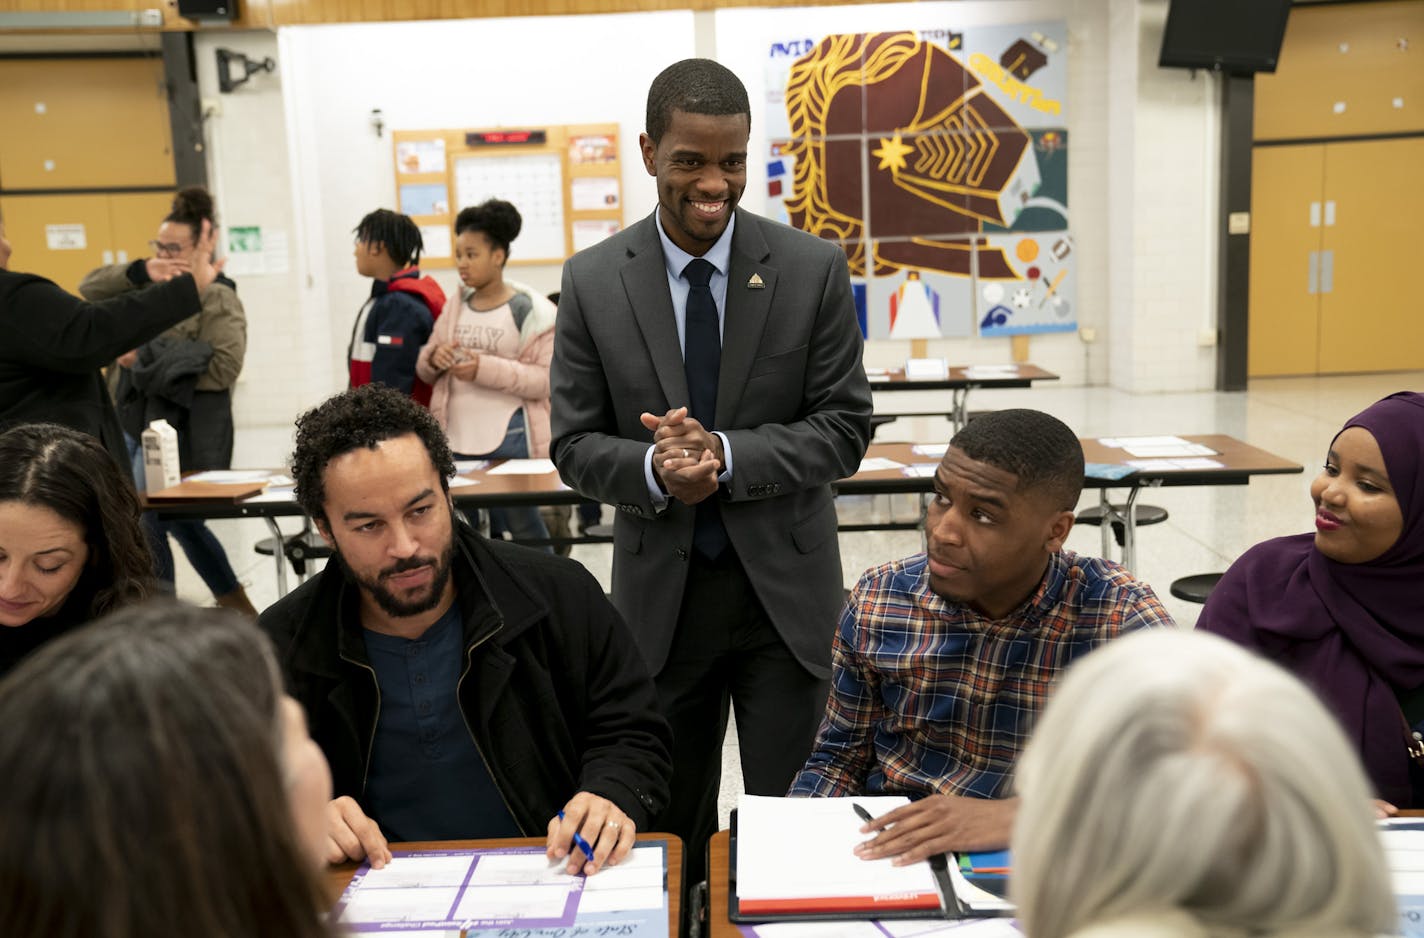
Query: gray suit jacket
xmin=550 ymin=210 xmax=872 ymax=676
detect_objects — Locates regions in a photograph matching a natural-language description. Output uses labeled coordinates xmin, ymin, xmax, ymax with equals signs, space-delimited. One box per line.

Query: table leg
xmin=264 ymin=516 xmax=289 ymax=598
xmin=1122 ymin=487 xmax=1142 ymax=572
xmin=950 ymin=387 xmax=969 ymax=432
xmin=1097 ymin=490 xmax=1113 ymax=560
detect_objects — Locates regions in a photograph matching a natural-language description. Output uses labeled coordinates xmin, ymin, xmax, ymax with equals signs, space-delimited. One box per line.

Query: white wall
xmin=198 ymin=0 xmax=1225 ymax=448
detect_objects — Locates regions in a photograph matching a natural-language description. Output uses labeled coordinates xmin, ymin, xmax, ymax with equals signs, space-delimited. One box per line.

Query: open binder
xmin=727 ymin=795 xmax=1012 ymax=924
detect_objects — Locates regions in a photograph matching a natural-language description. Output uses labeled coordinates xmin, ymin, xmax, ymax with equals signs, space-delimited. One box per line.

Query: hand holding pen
xmin=546 ymin=790 xmax=636 ymax=875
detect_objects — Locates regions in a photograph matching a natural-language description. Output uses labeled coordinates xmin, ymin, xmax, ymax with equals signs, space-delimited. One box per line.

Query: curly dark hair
xmin=291 ymin=385 xmax=455 ymax=525
xmin=454 ymin=198 xmax=522 ymax=262
xmin=165 ymin=185 xmax=216 ymax=230
xmin=0 ymin=424 xmax=154 ymax=620
xmin=646 ymin=58 xmax=750 ymax=143
xmin=353 ymin=208 xmax=423 ymax=268
xmin=950 ymin=409 xmax=1085 ymax=511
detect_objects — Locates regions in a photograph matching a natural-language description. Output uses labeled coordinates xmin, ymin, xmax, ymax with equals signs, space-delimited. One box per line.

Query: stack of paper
xmin=736 ymin=795 xmax=945 ymax=915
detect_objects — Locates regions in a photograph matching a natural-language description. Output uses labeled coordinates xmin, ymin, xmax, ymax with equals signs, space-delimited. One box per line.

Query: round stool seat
xmin=1075 ymin=504 xmax=1170 ymax=526
xmin=1075 ymin=504 xmax=1169 ymax=549
xmin=254 ymin=530 xmax=332 ymax=577
xmin=1170 ymin=573 xmax=1225 ymax=604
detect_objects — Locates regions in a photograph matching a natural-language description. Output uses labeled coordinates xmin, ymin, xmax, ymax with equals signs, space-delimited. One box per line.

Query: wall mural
xmin=764 ymin=23 xmax=1071 ymax=339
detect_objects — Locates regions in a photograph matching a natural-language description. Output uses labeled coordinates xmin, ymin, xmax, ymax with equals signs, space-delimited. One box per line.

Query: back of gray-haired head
xmin=1013 ymin=629 xmax=1395 ymax=938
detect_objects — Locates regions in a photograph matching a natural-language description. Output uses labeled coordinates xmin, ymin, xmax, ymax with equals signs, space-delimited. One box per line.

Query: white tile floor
xmin=173 ymin=371 xmax=1424 ymax=827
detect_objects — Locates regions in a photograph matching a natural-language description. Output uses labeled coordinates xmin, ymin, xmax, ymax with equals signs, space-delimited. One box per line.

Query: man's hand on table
xmin=547 ymin=790 xmax=636 ymax=876
xmin=854 ymin=794 xmax=1017 ymax=866
xmin=326 ymin=795 xmax=391 ymax=868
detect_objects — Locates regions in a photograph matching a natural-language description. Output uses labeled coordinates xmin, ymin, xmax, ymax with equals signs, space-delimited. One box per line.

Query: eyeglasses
xmin=149 ymin=239 xmax=191 ymax=258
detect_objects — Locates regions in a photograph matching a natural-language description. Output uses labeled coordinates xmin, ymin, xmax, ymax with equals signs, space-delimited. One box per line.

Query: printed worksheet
xmin=331 ymin=844 xmax=668 ymax=935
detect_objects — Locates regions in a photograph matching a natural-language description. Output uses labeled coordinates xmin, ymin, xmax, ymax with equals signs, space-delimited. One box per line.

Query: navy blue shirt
xmin=363 ymin=603 xmax=521 ymax=841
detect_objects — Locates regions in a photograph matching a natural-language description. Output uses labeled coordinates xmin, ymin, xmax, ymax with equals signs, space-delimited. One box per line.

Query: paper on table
xmin=446 ymin=476 xmax=480 ymax=488
xmin=962 ymin=365 xmax=1020 ymax=379
xmin=904 ymin=358 xmax=949 ymax=380
xmin=454 ymin=459 xmax=490 ymax=473
xmin=185 ymin=469 xmax=287 ymax=484
xmin=859 ymin=457 xmax=907 ymax=472
xmin=736 ymin=795 xmax=941 ymax=908
xmin=903 ymin=464 xmax=939 ymax=478
xmin=882 ymin=920 xmax=1025 ymax=936
xmin=912 ymin=444 xmax=949 ymax=457
xmin=1100 ymin=435 xmax=1189 ymax=448
xmin=1121 ymin=442 xmax=1217 ymax=458
xmin=487 ymin=458 xmax=558 ymax=475
xmin=1124 ymin=458 xmax=1225 ymax=471
xmin=945 ymin=864 xmax=1012 ymax=913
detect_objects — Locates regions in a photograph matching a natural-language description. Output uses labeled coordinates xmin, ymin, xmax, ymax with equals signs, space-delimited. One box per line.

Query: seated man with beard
xmin=259 ymin=385 xmax=671 ymax=876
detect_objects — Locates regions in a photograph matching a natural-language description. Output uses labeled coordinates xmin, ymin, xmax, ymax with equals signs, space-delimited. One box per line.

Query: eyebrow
xmin=1327 ymin=449 xmax=1389 ymax=482
xmin=934 ymin=474 xmax=1010 ymax=510
xmin=341 ymin=488 xmax=435 ymax=523
xmin=33 ymin=547 xmax=75 ymax=557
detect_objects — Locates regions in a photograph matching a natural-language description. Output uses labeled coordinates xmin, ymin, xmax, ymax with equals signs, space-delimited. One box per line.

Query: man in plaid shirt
xmin=788 ymin=409 xmax=1174 ymax=862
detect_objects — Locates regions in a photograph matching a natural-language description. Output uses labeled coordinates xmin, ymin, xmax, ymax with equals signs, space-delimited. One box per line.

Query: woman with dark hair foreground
xmin=0 ymin=423 xmax=154 ymax=678
xmin=0 ymin=601 xmax=335 ymax=938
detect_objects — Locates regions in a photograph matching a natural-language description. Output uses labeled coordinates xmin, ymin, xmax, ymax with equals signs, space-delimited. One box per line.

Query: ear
xmin=1044 ymin=509 xmax=1075 ymax=553
xmin=314 ymin=517 xmax=337 ymax=551
xmin=639 ymin=132 xmax=658 ymax=177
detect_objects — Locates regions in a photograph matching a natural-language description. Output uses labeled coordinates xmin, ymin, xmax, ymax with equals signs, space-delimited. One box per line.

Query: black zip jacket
xmin=259 ymin=521 xmax=672 ymax=833
xmin=0 ymin=269 xmax=202 ymax=470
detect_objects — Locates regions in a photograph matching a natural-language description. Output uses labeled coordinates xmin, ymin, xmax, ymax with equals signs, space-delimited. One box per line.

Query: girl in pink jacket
xmin=416 ymin=199 xmax=556 ymax=550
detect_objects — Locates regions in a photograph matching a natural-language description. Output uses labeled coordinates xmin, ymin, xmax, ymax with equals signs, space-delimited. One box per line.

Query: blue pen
xmin=557 ymin=810 xmax=596 ymax=864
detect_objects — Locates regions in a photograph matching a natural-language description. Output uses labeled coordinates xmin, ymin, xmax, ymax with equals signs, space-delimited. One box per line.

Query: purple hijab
xmin=1198 ymin=391 xmax=1424 ymax=805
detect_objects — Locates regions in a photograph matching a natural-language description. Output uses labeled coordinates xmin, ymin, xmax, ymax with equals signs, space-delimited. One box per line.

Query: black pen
xmin=852 ymin=803 xmax=875 ymax=825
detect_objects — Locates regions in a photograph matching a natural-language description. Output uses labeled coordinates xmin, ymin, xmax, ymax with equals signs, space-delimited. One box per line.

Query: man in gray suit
xmin=550 ymin=59 xmax=872 ymax=882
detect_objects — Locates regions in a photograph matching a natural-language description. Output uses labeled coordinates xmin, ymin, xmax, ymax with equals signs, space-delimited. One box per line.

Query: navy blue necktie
xmin=682 ymin=258 xmax=728 ymax=559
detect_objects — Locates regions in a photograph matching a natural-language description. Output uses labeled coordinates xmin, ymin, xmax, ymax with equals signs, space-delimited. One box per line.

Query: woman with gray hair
xmin=1013 ymin=629 xmax=1395 ymax=938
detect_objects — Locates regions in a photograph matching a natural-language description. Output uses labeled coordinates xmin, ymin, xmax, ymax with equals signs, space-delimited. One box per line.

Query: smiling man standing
xmin=259 ymin=385 xmax=671 ymax=877
xmin=789 ymin=409 xmax=1173 ymax=861
xmin=550 ymin=59 xmax=872 ymax=883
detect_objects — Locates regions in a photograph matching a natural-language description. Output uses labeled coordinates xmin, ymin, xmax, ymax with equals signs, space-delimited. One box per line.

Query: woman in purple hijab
xmin=1198 ymin=391 xmax=1424 ymax=807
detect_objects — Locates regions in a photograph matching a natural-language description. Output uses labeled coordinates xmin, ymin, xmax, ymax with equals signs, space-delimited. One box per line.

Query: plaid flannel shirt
xmin=788 ymin=549 xmax=1174 ymax=800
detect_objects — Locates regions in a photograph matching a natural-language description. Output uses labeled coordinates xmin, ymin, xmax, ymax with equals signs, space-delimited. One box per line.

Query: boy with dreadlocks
xmin=348 ymin=209 xmax=446 ymax=405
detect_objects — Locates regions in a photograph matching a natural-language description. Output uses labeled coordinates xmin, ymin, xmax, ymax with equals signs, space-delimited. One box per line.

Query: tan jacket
xmin=79 ymin=263 xmax=246 ymax=392
xmin=416 ymin=278 xmax=555 ymax=458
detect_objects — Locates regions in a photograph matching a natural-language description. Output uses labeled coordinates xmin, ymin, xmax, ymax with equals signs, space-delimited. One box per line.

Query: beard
xmin=334 ymin=538 xmax=456 ymax=618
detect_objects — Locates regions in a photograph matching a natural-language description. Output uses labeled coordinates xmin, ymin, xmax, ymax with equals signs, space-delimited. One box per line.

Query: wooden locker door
xmin=108 ymin=191 xmax=176 ymax=268
xmin=1317 ymin=138 xmax=1424 ymax=374
xmin=1247 ymin=145 xmax=1326 ymax=376
xmin=0 ymin=194 xmax=115 ymax=294
xmin=0 ymin=59 xmax=175 ymax=190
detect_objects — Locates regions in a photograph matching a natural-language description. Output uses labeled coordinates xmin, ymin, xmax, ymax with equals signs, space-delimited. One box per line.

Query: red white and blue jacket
xmin=347 ymin=268 xmax=446 ymax=406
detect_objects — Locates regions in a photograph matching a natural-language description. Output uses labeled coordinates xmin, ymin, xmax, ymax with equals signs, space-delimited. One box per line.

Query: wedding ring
xmin=607 ymin=821 xmax=621 ymax=830
xmin=682 ymin=448 xmax=689 ymax=458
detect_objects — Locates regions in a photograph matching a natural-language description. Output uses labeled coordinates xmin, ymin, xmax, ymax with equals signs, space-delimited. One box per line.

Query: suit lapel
xmin=620 ymin=217 xmax=688 ymax=410
xmin=718 ymin=211 xmax=775 ymax=426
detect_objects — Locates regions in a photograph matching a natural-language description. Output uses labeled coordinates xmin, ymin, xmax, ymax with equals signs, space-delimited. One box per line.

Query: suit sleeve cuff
xmin=644 ymin=446 xmax=669 ymax=511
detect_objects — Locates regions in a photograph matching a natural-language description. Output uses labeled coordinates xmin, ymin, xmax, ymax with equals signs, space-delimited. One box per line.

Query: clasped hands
xmin=429 ymin=343 xmax=481 ymax=382
xmin=640 ymin=407 xmax=722 ymax=506
xmin=325 ymin=790 xmax=635 ymax=875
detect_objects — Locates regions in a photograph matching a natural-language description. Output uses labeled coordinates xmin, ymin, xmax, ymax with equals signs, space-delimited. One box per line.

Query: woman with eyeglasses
xmin=78 ymin=187 xmax=257 ymax=617
xmin=0 ymin=206 xmax=220 ymax=474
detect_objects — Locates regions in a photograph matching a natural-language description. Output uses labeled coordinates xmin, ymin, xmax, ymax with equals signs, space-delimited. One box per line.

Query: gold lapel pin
xmin=747 ymin=273 xmax=766 ymax=289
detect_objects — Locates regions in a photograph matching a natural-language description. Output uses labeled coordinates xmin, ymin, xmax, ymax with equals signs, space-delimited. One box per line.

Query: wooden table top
xmin=868 ymin=363 xmax=1060 ymax=390
xmin=325 ymin=833 xmax=682 ymax=931
xmin=839 ymin=435 xmax=1302 ymax=496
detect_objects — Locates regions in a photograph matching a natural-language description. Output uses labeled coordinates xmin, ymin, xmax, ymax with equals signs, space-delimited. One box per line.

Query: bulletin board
xmin=391 ymin=123 xmax=623 ymax=268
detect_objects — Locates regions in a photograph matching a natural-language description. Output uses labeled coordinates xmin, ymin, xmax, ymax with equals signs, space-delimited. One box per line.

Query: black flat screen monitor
xmin=1159 ymin=0 xmax=1292 ymax=75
